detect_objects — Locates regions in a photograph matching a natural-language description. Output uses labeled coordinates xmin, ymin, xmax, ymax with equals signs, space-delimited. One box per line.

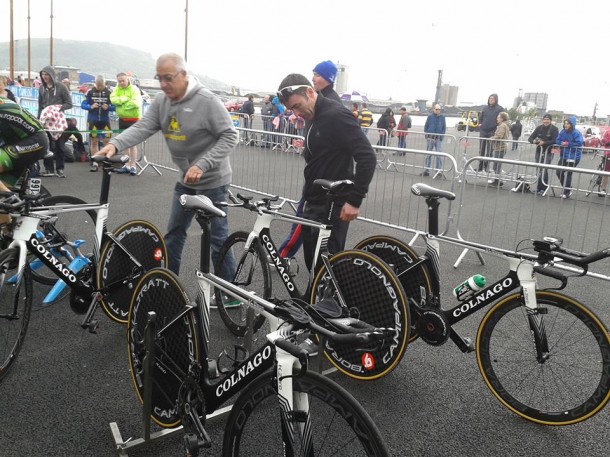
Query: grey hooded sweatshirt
xmin=109 ymin=77 xmax=237 ymax=190
xmin=37 ymin=65 xmax=73 ymax=118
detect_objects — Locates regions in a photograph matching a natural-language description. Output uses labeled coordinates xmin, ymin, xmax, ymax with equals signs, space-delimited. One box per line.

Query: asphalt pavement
xmin=1 ymin=157 xmax=609 ymax=457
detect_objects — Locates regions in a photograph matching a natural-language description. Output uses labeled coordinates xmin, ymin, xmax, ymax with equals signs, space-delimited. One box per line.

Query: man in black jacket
xmin=528 ymin=113 xmax=559 ymax=194
xmin=277 ymin=73 xmax=376 ymax=271
xmin=477 ymin=93 xmax=503 ymax=171
xmin=312 ymin=60 xmax=342 ymax=103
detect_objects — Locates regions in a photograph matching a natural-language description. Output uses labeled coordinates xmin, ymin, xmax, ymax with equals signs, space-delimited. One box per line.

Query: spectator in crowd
xmin=82 ymin=75 xmax=115 ymax=171
xmin=110 ymin=72 xmax=142 ymax=175
xmin=62 ymin=118 xmax=87 ymax=162
xmin=312 ymin=60 xmax=342 ymax=103
xmin=37 ymin=65 xmax=73 ymax=178
xmin=239 ymin=95 xmax=255 ymax=144
xmin=555 ymin=116 xmax=584 ymax=199
xmin=396 ymin=106 xmax=412 ymax=153
xmin=32 ymin=76 xmax=41 ymax=89
xmin=0 ymin=75 xmax=16 ymax=102
xmin=599 ymin=128 xmax=610 ymax=195
xmin=260 ymin=94 xmax=273 ymax=147
xmin=359 ymin=102 xmax=373 ymax=134
xmin=271 ymin=95 xmax=285 ymax=148
xmin=528 ymin=114 xmax=559 ymax=195
xmin=422 ymin=103 xmax=447 ymax=176
xmin=352 ymin=103 xmax=359 ymax=118
xmin=376 ymin=108 xmax=395 ymax=147
xmin=97 ymin=52 xmax=238 ymax=276
xmin=477 ymin=93 xmax=503 ymax=171
xmin=61 ymin=78 xmax=71 ymax=91
xmin=16 ymin=75 xmax=23 ymax=86
xmin=510 ymin=118 xmax=522 ymax=151
xmin=488 ymin=111 xmax=511 ymax=186
xmin=276 ymin=74 xmax=376 ymax=271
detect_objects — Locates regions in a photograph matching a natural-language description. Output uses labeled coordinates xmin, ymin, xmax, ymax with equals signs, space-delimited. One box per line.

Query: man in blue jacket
xmin=555 ymin=115 xmax=584 ymax=199
xmin=81 ymin=75 xmax=115 ymax=171
xmin=422 ymin=103 xmax=447 ymax=177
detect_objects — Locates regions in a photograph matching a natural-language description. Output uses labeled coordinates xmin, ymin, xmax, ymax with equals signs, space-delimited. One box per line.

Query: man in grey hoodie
xmin=37 ymin=65 xmax=73 ymax=177
xmin=98 ymin=53 xmax=238 ymax=277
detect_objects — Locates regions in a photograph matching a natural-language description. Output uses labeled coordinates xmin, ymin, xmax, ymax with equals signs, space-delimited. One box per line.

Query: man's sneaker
xmin=129 ymin=166 xmax=137 ymax=176
xmin=90 ymin=162 xmax=99 ymax=172
xmin=40 ymin=170 xmax=55 ymax=177
xmin=561 ymin=191 xmax=572 ymax=199
xmin=115 ymin=165 xmax=130 ymax=174
xmin=55 ymin=169 xmax=65 ymax=178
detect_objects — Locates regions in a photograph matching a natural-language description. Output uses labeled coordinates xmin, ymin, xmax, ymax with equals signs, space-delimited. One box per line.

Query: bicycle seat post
xmin=195 ymin=213 xmax=213 ymax=274
xmin=426 ymin=197 xmax=441 ymax=236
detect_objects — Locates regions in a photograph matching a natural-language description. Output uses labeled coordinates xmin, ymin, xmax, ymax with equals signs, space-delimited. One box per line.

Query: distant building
xmin=523 ymin=92 xmax=548 ymax=111
xmin=438 ymin=84 xmax=459 ymax=106
xmin=336 ymin=63 xmax=348 ymax=95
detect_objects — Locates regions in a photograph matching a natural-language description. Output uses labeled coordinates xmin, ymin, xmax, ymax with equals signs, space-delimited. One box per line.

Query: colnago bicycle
xmin=585 ymin=148 xmax=610 ymax=197
xmin=354 ymin=182 xmax=610 ymax=425
xmin=0 ymin=156 xmax=168 ymax=381
xmin=215 ymin=179 xmax=410 ymax=380
xmin=127 ymin=194 xmax=392 ymax=456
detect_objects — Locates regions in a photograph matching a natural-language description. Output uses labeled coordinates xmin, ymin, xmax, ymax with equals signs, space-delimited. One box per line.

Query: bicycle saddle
xmin=411 ymin=183 xmax=455 ymax=201
xmin=179 ymin=194 xmax=226 ymax=218
xmin=91 ymin=155 xmax=129 ymax=167
xmin=313 ymin=179 xmax=354 ymax=194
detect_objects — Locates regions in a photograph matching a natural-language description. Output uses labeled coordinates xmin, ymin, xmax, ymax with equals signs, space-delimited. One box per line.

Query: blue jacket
xmin=555 ymin=115 xmax=584 ymax=161
xmin=424 ymin=113 xmax=446 ymax=138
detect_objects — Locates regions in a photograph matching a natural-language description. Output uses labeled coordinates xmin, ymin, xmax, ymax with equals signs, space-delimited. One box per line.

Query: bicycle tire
xmin=98 ymin=220 xmax=168 ymax=324
xmin=214 ymin=231 xmax=270 ymax=337
xmin=127 ymin=267 xmax=199 ymax=428
xmin=354 ymin=235 xmax=434 ymax=342
xmin=223 ymin=369 xmax=390 ymax=456
xmin=310 ymin=249 xmax=410 ymax=380
xmin=0 ymin=248 xmax=33 ymax=382
xmin=585 ymin=171 xmax=602 ymax=197
xmin=29 ymin=195 xmax=97 ymax=288
xmin=476 ymin=290 xmax=610 ymax=425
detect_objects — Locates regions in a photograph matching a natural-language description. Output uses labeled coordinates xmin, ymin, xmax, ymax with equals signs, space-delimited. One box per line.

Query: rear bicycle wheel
xmin=223 ymin=370 xmax=389 ymax=456
xmin=310 ymin=249 xmax=409 ymax=380
xmin=476 ymin=291 xmax=610 ymax=425
xmin=29 ymin=195 xmax=97 ymax=288
xmin=98 ymin=220 xmax=168 ymax=324
xmin=127 ymin=268 xmax=199 ymax=428
xmin=355 ymin=235 xmax=433 ymax=342
xmin=215 ymin=231 xmax=270 ymax=337
xmin=585 ymin=170 xmax=602 ymax=196
xmin=0 ymin=248 xmax=33 ymax=382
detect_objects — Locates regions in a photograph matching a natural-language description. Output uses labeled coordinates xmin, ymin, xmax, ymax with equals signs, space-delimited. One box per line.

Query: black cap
xmin=543 ymin=114 xmax=552 ymax=120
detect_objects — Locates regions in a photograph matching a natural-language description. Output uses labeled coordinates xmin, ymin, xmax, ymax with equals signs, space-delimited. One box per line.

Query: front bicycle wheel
xmin=223 ymin=370 xmax=389 ymax=456
xmin=98 ymin=220 xmax=168 ymax=324
xmin=477 ymin=290 xmax=610 ymax=425
xmin=310 ymin=249 xmax=410 ymax=380
xmin=215 ymin=231 xmax=270 ymax=337
xmin=127 ymin=268 xmax=199 ymax=428
xmin=585 ymin=171 xmax=602 ymax=196
xmin=29 ymin=195 xmax=97 ymax=288
xmin=355 ymin=235 xmax=434 ymax=342
xmin=0 ymin=248 xmax=33 ymax=382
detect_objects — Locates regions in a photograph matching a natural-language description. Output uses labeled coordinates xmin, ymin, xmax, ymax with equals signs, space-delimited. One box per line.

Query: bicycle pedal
xmin=87 ymin=319 xmax=100 ymax=334
xmin=462 ymin=337 xmax=474 ymax=353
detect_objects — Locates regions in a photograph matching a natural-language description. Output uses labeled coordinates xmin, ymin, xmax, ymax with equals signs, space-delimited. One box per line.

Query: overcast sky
xmin=2 ymin=0 xmax=609 ymax=116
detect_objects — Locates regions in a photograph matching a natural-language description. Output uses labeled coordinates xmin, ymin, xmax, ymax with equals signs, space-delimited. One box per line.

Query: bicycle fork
xmin=520 ymin=263 xmax=550 ymax=362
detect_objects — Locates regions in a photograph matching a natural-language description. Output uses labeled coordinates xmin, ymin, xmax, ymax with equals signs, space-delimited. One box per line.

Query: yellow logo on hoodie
xmin=165 ymin=114 xmax=186 ymax=141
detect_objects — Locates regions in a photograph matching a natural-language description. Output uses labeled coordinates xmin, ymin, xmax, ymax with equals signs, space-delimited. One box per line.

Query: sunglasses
xmin=277 ymin=84 xmax=310 ymax=101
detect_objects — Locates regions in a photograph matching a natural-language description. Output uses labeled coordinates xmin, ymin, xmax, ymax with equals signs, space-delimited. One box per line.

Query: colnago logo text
xmin=216 ymin=345 xmax=273 ymax=397
xmin=261 ymin=233 xmax=294 ymax=291
xmin=452 ymin=277 xmax=514 ymax=318
xmin=29 ymin=236 xmax=77 ymax=283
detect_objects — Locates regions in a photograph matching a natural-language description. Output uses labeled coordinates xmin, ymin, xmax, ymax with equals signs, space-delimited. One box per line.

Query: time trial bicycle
xmin=0 ymin=156 xmax=168 ymax=382
xmin=354 ymin=182 xmax=610 ymax=425
xmin=214 ymin=179 xmax=410 ymax=381
xmin=126 ymin=194 xmax=392 ymax=456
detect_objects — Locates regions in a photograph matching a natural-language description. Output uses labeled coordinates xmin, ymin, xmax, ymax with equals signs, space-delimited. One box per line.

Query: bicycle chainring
xmin=417 ymin=308 xmax=450 ymax=346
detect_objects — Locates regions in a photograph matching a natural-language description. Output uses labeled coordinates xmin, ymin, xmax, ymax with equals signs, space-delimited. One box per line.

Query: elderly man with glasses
xmin=97 ymin=53 xmax=238 ymax=278
xmin=277 ymin=73 xmax=376 ymax=272
xmin=422 ymin=103 xmax=447 ymax=178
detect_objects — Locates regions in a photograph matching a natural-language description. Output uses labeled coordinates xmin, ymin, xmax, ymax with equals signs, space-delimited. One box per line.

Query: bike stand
xmin=109 ymin=311 xmax=233 ymax=456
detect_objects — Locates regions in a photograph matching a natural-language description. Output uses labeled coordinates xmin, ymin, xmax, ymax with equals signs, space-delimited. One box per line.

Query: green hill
xmin=0 ymin=38 xmax=229 ymax=90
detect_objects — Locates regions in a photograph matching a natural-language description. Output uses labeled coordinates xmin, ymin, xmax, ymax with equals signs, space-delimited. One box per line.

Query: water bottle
xmin=453 ymin=274 xmax=486 ymax=301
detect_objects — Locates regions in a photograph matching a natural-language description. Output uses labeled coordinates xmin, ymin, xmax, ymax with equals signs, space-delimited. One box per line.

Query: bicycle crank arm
xmin=449 ymin=329 xmax=474 ymax=353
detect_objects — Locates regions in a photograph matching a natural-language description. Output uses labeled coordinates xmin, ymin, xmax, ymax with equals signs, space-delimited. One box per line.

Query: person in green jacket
xmin=109 ymin=72 xmax=142 ymax=175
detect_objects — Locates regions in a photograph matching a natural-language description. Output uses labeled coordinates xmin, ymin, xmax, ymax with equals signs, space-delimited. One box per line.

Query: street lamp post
xmin=50 ymin=0 xmax=54 ymax=66
xmin=9 ymin=0 xmax=14 ymax=81
xmin=28 ymin=0 xmax=31 ymax=85
xmin=184 ymin=0 xmax=189 ymax=61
